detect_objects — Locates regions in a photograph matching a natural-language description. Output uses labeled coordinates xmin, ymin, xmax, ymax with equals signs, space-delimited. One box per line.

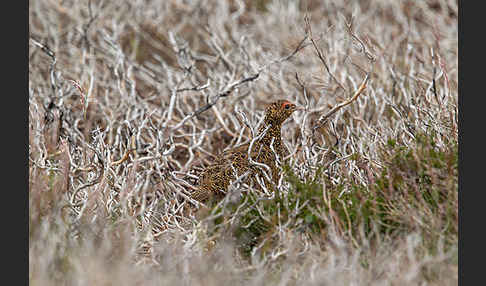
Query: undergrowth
xmin=29 ymin=0 xmax=458 ymax=285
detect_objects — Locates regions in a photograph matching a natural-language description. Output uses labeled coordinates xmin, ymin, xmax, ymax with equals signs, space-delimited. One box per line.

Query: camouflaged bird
xmin=191 ymin=100 xmax=300 ymax=203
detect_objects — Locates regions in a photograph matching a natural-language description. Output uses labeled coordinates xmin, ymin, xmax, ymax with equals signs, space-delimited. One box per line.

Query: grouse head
xmin=263 ymin=99 xmax=300 ymax=126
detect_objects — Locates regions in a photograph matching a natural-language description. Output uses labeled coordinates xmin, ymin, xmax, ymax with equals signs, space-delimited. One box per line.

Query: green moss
xmin=373 ymin=130 xmax=458 ymax=246
xmin=255 ymin=0 xmax=271 ymax=12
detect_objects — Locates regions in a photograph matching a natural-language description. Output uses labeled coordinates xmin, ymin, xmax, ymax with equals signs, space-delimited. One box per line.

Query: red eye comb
xmin=282 ymin=101 xmax=293 ymax=109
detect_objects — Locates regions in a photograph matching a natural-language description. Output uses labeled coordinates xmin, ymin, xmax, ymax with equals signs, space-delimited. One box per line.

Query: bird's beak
xmin=294 ymin=105 xmax=305 ymax=111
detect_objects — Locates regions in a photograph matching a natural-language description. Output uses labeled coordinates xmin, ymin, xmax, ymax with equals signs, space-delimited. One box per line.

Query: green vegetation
xmin=231 ymin=130 xmax=457 ymax=258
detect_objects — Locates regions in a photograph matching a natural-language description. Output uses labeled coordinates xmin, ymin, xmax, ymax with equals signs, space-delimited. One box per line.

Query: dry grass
xmin=29 ymin=0 xmax=458 ymax=285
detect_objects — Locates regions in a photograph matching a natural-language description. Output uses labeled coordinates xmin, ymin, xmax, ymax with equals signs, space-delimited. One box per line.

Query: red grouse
xmin=191 ymin=100 xmax=300 ymax=203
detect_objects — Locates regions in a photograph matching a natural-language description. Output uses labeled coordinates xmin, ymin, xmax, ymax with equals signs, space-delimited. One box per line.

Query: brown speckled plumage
xmin=191 ymin=100 xmax=299 ymax=203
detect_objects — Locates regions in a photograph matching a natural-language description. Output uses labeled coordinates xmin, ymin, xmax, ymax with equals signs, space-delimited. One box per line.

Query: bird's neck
xmin=257 ymin=121 xmax=283 ymax=149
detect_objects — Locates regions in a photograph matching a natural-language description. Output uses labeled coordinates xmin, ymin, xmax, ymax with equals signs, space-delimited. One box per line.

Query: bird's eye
xmin=283 ymin=103 xmax=292 ymax=110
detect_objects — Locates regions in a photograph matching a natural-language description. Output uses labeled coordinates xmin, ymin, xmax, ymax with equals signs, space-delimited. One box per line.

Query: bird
xmin=191 ymin=99 xmax=301 ymax=204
